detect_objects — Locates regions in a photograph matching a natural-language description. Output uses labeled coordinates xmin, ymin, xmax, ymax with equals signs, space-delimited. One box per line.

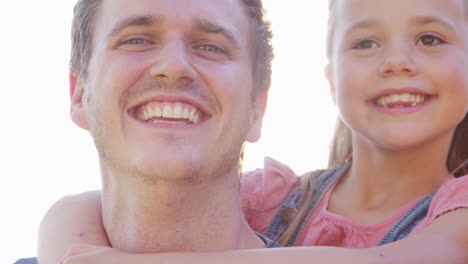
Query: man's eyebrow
xmin=107 ymin=15 xmax=164 ymax=40
xmin=194 ymin=18 xmax=241 ymax=49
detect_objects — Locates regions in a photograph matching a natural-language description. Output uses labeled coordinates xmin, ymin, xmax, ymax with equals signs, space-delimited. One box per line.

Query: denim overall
xmin=265 ymin=164 xmax=436 ymax=246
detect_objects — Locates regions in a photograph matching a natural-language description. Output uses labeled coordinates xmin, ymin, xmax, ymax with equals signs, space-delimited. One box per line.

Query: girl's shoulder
xmin=429 ymin=175 xmax=468 ymax=216
xmin=241 ymin=157 xmax=298 ymax=210
xmin=414 ymin=175 xmax=468 ymax=233
xmin=240 ymin=157 xmax=298 ymax=233
xmin=37 ymin=190 xmax=109 ymax=263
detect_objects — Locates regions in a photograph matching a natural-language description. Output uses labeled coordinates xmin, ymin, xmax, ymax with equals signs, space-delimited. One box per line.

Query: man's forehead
xmin=97 ymin=0 xmax=247 ymax=29
xmin=97 ymin=14 xmax=244 ymax=56
xmin=93 ymin=0 xmax=251 ymax=45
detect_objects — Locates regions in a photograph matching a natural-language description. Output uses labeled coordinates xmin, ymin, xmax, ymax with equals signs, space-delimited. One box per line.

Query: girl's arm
xmin=36 ymin=159 xmax=290 ymax=264
xmin=37 ymin=191 xmax=110 ymax=264
xmin=60 ymin=208 xmax=468 ymax=264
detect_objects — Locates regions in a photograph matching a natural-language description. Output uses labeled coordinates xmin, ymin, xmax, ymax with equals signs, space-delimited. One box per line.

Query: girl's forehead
xmin=333 ymin=0 xmax=466 ymax=25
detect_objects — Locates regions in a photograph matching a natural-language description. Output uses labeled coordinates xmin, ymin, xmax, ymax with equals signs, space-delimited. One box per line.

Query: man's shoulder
xmin=37 ymin=190 xmax=104 ymax=264
xmin=43 ymin=190 xmax=102 ymax=221
xmin=14 ymin=258 xmax=37 ymax=264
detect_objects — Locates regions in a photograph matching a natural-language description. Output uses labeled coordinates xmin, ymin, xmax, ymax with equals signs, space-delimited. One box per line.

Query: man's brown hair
xmin=70 ymin=0 xmax=273 ymax=95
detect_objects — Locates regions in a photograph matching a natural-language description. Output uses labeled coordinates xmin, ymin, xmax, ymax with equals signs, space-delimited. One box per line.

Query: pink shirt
xmin=241 ymin=157 xmax=468 ymax=248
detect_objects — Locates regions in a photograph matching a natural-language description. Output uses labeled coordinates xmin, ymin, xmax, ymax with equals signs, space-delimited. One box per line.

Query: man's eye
xmin=198 ymin=44 xmax=224 ymax=53
xmin=352 ymin=39 xmax=378 ymax=49
xmin=417 ymin=34 xmax=445 ymax=46
xmin=120 ymin=38 xmax=148 ymax=45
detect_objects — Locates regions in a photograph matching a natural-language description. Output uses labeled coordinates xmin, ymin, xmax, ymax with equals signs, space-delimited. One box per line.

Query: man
xmin=14 ymin=0 xmax=274 ymax=263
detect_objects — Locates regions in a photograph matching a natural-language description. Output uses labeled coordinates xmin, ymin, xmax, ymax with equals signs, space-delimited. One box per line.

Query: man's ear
xmin=325 ymin=64 xmax=337 ymax=104
xmin=70 ymin=72 xmax=89 ymax=130
xmin=246 ymin=90 xmax=268 ymax=143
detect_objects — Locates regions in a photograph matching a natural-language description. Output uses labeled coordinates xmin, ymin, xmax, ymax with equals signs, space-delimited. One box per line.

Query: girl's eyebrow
xmin=343 ymin=18 xmax=380 ymax=36
xmin=344 ymin=15 xmax=457 ymax=37
xmin=409 ymin=15 xmax=457 ymax=31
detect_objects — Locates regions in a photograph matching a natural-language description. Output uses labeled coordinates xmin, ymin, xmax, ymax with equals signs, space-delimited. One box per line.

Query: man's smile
xmin=134 ymin=101 xmax=205 ymax=125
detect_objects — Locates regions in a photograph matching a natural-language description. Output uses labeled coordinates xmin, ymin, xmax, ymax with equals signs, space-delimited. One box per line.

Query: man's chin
xmin=129 ymin=158 xmax=204 ymax=183
xmin=130 ymin=154 xmax=240 ymax=185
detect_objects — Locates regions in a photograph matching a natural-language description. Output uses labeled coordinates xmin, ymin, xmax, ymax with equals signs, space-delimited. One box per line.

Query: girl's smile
xmin=370 ymin=88 xmax=433 ymax=114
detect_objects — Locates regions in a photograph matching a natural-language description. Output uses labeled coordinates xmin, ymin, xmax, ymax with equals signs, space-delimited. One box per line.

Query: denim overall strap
xmin=265 ymin=164 xmax=351 ymax=246
xmin=256 ymin=232 xmax=281 ymax=248
xmin=377 ymin=191 xmax=436 ymax=245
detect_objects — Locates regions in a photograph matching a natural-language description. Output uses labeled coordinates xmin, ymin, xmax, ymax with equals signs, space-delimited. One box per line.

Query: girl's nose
xmin=378 ymin=45 xmax=418 ymax=77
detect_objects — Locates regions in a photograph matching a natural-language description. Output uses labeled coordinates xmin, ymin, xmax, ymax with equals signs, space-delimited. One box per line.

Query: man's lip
xmin=128 ymin=96 xmax=212 ymax=119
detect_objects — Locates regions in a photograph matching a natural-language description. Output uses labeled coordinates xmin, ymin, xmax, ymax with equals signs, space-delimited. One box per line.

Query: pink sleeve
xmin=414 ymin=175 xmax=468 ymax=233
xmin=240 ymin=157 xmax=298 ymax=234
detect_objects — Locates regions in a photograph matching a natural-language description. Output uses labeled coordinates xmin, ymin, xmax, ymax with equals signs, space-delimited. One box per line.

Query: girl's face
xmin=328 ymin=0 xmax=468 ymax=151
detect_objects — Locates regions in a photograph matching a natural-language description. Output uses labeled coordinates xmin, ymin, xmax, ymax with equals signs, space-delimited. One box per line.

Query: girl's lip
xmin=371 ymin=87 xmax=433 ymax=101
xmin=370 ymin=95 xmax=434 ymax=114
xmin=369 ymin=87 xmax=435 ymax=114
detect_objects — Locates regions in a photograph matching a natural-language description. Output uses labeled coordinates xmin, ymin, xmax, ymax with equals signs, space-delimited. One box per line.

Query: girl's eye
xmin=416 ymin=34 xmax=445 ymax=46
xmin=352 ymin=39 xmax=379 ymax=49
xmin=198 ymin=44 xmax=224 ymax=53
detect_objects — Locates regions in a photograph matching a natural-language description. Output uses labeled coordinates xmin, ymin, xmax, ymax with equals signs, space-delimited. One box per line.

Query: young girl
xmin=39 ymin=0 xmax=468 ymax=263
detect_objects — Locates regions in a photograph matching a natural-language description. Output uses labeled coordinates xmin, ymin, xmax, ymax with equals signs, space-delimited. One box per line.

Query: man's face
xmin=71 ymin=0 xmax=266 ymax=181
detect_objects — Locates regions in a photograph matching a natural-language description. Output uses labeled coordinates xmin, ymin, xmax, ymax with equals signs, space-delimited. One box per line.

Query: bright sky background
xmin=1 ymin=1 xmax=334 ymax=263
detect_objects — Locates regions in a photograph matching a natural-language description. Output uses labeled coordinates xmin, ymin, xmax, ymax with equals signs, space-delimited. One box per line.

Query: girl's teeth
xmin=376 ymin=93 xmax=427 ymax=107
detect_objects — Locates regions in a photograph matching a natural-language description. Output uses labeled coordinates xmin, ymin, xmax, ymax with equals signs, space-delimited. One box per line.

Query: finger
xmin=58 ymin=244 xmax=102 ymax=264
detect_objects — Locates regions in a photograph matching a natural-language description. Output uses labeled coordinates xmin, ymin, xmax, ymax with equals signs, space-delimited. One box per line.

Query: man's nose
xmin=378 ymin=43 xmax=418 ymax=78
xmin=149 ymin=39 xmax=197 ymax=85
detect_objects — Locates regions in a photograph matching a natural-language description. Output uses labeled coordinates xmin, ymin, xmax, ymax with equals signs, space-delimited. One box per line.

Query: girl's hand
xmin=59 ymin=245 xmax=126 ymax=264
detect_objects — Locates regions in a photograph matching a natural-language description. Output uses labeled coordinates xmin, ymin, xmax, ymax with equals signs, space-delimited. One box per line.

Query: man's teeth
xmin=150 ymin=120 xmax=189 ymax=124
xmin=137 ymin=102 xmax=201 ymax=124
xmin=376 ymin=93 xmax=426 ymax=107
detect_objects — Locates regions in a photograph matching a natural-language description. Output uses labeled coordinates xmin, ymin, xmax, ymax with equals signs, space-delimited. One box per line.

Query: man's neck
xmin=100 ymin=165 xmax=264 ymax=253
